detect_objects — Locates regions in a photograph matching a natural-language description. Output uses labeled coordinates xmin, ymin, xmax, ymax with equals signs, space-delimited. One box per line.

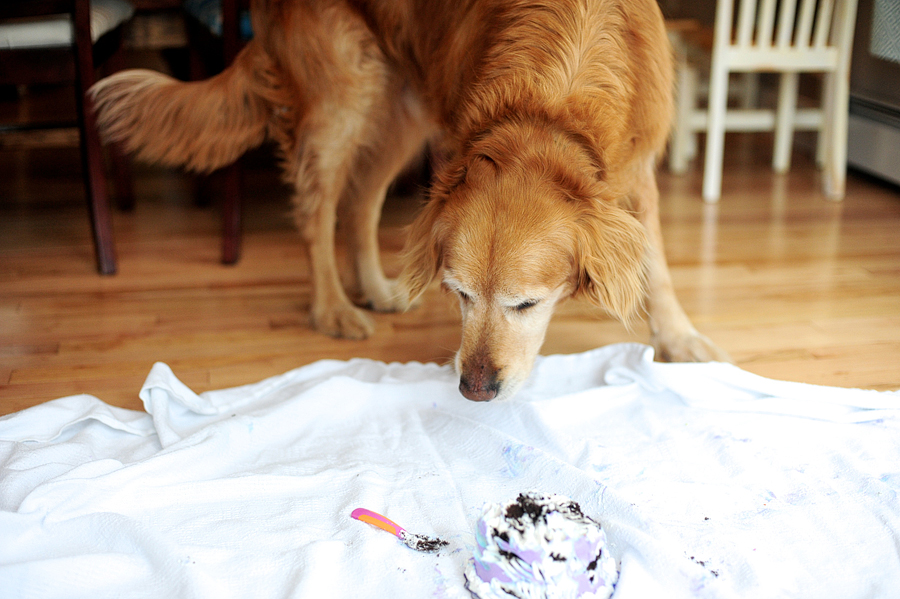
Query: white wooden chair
xmin=669 ymin=0 xmax=859 ymax=203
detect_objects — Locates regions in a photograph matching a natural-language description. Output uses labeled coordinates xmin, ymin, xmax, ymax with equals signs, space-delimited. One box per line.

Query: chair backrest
xmin=713 ymin=0 xmax=859 ymax=72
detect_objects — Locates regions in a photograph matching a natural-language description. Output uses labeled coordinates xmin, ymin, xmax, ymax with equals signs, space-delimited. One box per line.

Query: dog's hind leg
xmin=631 ymin=156 xmax=732 ymax=363
xmin=339 ymin=85 xmax=433 ymax=313
xmin=288 ymin=104 xmax=389 ymax=340
xmin=276 ymin=7 xmax=398 ymax=339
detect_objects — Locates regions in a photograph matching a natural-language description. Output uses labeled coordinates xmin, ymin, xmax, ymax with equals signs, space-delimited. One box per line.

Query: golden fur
xmin=91 ymin=0 xmax=729 ymax=401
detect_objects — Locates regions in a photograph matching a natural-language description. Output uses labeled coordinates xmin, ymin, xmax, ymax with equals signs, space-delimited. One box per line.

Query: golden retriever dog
xmin=90 ymin=0 xmax=729 ymax=401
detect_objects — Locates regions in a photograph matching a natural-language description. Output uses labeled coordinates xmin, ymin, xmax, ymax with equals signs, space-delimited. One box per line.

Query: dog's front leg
xmin=340 ymin=89 xmax=431 ymax=313
xmin=289 ymin=114 xmax=379 ymax=340
xmin=295 ymin=183 xmax=375 ymax=340
xmin=633 ymin=158 xmax=731 ymax=363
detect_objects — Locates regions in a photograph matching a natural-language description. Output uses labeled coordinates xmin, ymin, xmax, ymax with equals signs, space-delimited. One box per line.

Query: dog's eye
xmin=458 ymin=290 xmax=472 ymax=304
xmin=514 ymin=299 xmax=539 ymax=312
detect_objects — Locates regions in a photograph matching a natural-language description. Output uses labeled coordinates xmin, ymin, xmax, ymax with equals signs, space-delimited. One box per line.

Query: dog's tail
xmin=90 ymin=42 xmax=273 ymax=173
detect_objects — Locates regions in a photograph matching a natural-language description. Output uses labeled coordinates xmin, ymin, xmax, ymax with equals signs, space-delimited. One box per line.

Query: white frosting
xmin=465 ymin=493 xmax=617 ymax=599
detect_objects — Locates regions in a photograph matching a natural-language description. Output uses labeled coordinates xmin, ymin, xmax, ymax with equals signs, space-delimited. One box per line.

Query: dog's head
xmin=401 ymin=150 xmax=648 ymax=402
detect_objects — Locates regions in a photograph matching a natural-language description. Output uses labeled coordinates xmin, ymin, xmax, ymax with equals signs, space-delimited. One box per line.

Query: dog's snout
xmin=459 ymin=376 xmax=500 ymax=401
xmin=458 ymin=363 xmax=501 ymax=402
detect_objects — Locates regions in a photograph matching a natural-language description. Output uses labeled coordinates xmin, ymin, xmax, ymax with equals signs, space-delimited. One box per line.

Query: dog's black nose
xmin=459 ymin=374 xmax=500 ymax=402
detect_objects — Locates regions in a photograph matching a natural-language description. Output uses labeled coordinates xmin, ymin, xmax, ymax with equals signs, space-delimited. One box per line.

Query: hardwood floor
xmin=2 ymin=122 xmax=899 ymax=416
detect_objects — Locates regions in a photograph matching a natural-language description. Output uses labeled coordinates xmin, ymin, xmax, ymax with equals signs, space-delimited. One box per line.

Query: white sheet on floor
xmin=1 ymin=344 xmax=899 ymax=599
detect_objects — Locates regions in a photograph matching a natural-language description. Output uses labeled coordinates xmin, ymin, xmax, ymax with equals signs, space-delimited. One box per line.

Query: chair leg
xmin=79 ymin=96 xmax=118 ymax=275
xmin=670 ymin=63 xmax=696 ymax=174
xmin=702 ymin=61 xmax=730 ymax=203
xmin=73 ymin=6 xmax=116 ymax=275
xmin=221 ymin=163 xmax=242 ymax=264
xmin=821 ymin=71 xmax=848 ymax=201
xmin=773 ymin=72 xmax=799 ymax=173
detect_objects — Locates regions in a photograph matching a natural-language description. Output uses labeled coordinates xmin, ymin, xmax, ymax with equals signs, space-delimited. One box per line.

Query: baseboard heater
xmin=848 ymin=97 xmax=900 ymax=186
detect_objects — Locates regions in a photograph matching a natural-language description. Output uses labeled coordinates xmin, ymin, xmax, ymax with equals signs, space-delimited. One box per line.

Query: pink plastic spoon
xmin=351 ymin=507 xmax=448 ymax=553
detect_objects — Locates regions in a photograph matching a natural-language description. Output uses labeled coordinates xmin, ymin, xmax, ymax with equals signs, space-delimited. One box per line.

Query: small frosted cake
xmin=465 ymin=492 xmax=617 ymax=599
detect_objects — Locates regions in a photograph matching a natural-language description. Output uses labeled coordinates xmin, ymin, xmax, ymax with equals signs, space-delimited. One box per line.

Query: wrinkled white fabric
xmin=1 ymin=344 xmax=898 ymax=598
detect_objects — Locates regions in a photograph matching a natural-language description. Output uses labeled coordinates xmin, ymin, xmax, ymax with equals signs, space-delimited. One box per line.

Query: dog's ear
xmin=399 ymin=197 xmax=447 ymax=306
xmin=573 ymin=203 xmax=649 ymax=323
xmin=399 ymin=154 xmax=494 ymax=306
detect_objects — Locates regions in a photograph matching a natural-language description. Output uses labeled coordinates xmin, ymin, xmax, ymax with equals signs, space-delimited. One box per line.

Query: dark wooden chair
xmin=183 ymin=0 xmax=249 ymax=264
xmin=0 ymin=0 xmax=136 ymax=275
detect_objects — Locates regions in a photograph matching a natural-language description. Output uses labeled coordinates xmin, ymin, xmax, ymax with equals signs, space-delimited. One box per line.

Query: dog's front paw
xmin=312 ymin=304 xmax=374 ymax=340
xmin=652 ymin=329 xmax=732 ymax=363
